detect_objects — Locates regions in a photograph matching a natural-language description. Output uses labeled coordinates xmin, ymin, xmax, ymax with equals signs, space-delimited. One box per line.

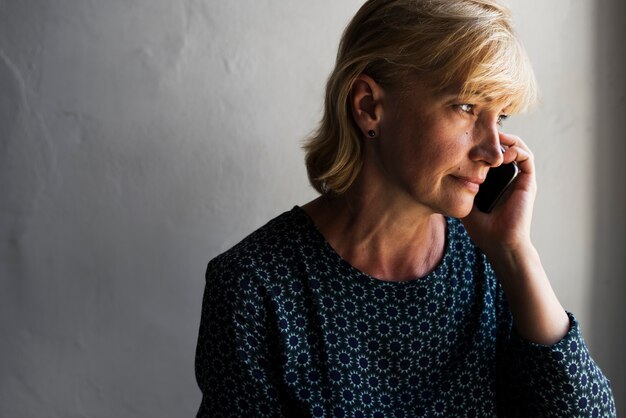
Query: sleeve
xmin=495 ymin=284 xmax=616 ymax=417
xmin=194 ymin=258 xmax=303 ymax=418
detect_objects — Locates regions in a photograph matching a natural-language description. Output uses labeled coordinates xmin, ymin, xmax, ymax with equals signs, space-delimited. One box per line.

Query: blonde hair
xmin=304 ymin=0 xmax=539 ymax=194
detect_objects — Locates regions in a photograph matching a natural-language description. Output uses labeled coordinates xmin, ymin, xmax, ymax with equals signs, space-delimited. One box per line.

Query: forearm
xmin=488 ymin=242 xmax=569 ymax=345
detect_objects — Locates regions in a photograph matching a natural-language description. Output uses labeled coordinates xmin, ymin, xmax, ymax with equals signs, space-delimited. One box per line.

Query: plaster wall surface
xmin=0 ymin=1 xmax=623 ymax=416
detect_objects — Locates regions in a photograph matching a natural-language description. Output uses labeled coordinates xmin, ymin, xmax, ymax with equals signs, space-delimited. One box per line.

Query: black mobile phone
xmin=474 ymin=162 xmax=519 ymax=213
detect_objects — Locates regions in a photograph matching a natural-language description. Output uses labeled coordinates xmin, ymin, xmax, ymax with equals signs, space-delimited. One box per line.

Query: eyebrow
xmin=437 ymin=85 xmax=463 ymax=97
xmin=437 ymin=86 xmax=487 ymax=101
xmin=440 ymin=90 xmax=513 ymax=113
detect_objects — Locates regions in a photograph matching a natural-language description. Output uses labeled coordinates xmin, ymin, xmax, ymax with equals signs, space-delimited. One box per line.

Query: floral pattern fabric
xmin=195 ymin=207 xmax=615 ymax=417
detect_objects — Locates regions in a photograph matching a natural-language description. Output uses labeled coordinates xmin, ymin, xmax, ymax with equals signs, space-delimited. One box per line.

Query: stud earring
xmin=367 ymin=130 xmax=376 ymax=138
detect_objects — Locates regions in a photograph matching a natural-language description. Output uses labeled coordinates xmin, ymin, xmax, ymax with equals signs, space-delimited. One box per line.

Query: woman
xmin=196 ymin=0 xmax=616 ymax=416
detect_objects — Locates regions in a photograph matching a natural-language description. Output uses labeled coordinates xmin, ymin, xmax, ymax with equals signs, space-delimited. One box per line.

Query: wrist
xmin=484 ymin=239 xmax=537 ymax=271
xmin=487 ymin=242 xmax=569 ymax=345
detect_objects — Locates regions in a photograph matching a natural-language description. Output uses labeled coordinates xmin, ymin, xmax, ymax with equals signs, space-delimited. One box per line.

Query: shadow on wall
xmin=592 ymin=0 xmax=626 ymax=413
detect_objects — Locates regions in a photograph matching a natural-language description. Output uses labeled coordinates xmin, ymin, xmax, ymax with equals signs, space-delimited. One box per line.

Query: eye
xmin=497 ymin=114 xmax=510 ymax=126
xmin=457 ymin=104 xmax=474 ymax=114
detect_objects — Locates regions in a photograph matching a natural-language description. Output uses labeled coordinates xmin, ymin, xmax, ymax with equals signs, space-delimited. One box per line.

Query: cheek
xmin=438 ymin=129 xmax=472 ymax=158
xmin=421 ymin=132 xmax=460 ymax=163
xmin=383 ymin=115 xmax=470 ymax=174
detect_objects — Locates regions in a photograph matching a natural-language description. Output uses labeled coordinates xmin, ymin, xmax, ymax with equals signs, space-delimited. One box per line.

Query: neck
xmin=302 ymin=188 xmax=446 ymax=282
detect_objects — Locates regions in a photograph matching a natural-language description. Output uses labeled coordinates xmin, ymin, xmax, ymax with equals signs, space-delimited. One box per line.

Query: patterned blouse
xmin=195 ymin=207 xmax=615 ymax=417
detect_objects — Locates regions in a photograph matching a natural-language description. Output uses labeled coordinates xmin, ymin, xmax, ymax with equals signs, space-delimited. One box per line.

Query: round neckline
xmin=292 ymin=205 xmax=453 ymax=287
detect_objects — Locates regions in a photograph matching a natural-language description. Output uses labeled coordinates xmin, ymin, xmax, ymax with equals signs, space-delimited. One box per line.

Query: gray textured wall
xmin=591 ymin=0 xmax=626 ymax=412
xmin=0 ymin=1 xmax=623 ymax=416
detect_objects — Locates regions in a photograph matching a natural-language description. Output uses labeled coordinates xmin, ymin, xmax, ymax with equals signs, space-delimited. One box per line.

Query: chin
xmin=439 ymin=198 xmax=474 ymax=219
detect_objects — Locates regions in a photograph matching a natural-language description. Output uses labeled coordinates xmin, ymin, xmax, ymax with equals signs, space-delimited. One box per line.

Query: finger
xmin=499 ymin=133 xmax=533 ymax=167
xmin=502 ymin=144 xmax=532 ymax=165
xmin=499 ymin=132 xmax=532 ymax=152
xmin=506 ymin=150 xmax=534 ymax=179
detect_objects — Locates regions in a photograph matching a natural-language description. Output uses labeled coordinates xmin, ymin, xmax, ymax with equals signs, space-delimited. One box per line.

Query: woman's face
xmin=372 ymin=81 xmax=508 ymax=218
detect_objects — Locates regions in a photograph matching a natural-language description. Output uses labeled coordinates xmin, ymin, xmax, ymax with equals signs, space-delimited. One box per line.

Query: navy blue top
xmin=195 ymin=207 xmax=615 ymax=417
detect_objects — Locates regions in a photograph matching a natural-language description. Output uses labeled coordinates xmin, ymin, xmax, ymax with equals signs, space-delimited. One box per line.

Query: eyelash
xmin=456 ymin=104 xmax=509 ymax=126
xmin=458 ymin=104 xmax=474 ymax=113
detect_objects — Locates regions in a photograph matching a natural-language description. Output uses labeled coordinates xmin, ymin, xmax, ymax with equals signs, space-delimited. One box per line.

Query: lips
xmin=451 ymin=175 xmax=485 ymax=193
xmin=454 ymin=175 xmax=485 ymax=185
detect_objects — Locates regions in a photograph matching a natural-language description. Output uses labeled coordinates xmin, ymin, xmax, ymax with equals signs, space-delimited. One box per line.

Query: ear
xmin=350 ymin=74 xmax=384 ymax=138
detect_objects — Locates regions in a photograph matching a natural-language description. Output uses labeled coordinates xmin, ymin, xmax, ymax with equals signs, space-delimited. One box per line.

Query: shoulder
xmin=446 ymin=216 xmax=497 ymax=280
xmin=206 ymin=206 xmax=316 ymax=287
xmin=446 ymin=217 xmax=486 ymax=259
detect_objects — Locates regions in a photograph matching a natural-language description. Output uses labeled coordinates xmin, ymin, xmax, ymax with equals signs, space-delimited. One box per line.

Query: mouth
xmin=451 ymin=175 xmax=485 ymax=193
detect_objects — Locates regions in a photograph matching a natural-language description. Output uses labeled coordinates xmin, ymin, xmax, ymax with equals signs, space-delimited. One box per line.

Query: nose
xmin=470 ymin=118 xmax=504 ymax=167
